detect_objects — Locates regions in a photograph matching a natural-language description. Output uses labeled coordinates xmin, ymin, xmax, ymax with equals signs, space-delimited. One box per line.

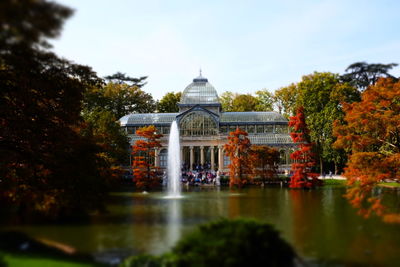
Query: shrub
xmin=123 ymin=218 xmax=296 ymax=267
xmin=170 ymin=218 xmax=296 ymax=267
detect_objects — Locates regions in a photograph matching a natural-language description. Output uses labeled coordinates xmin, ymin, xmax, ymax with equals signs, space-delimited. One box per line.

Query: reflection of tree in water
xmin=228 ymin=190 xmax=241 ymax=219
xmin=289 ymin=190 xmax=320 ymax=257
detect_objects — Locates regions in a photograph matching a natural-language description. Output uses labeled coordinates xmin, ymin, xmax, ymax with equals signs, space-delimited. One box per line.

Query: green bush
xmin=122 ymin=218 xmax=296 ymax=267
xmin=171 ymin=218 xmax=296 ymax=267
xmin=121 ymin=254 xmax=165 ymax=267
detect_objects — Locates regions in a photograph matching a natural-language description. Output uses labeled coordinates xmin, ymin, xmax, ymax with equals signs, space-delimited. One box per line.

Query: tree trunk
xmin=334 ymin=162 xmax=338 ymax=175
xmin=319 ymin=155 xmax=323 ymax=176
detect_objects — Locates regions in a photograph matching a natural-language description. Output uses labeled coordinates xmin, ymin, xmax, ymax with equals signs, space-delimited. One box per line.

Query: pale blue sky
xmin=53 ymin=0 xmax=400 ymax=100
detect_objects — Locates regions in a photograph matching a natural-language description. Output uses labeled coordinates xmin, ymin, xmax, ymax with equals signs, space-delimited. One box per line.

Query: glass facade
xmin=180 ymin=111 xmax=218 ymax=136
xmin=159 ymin=149 xmax=168 ymax=168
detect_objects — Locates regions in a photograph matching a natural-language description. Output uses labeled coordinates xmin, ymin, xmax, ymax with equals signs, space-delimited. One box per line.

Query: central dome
xmin=180 ymin=73 xmax=220 ymax=105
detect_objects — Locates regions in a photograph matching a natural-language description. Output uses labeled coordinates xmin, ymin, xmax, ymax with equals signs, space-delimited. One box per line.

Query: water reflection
xmin=2 ymin=187 xmax=400 ymax=266
xmin=165 ymin=198 xmax=182 ymax=248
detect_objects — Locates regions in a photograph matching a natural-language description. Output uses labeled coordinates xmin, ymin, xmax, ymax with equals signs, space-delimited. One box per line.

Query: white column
xmin=180 ymin=147 xmax=184 ymax=165
xmin=210 ymin=146 xmax=215 ymax=170
xmin=218 ymin=145 xmax=224 ymax=171
xmin=200 ymin=146 xmax=205 ymax=165
xmin=154 ymin=148 xmax=160 ymax=167
xmin=190 ymin=146 xmax=194 ymax=171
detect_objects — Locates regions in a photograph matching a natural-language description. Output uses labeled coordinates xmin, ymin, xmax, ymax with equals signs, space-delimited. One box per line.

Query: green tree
xmin=273 ymin=84 xmax=299 ymax=117
xmin=296 ymin=72 xmax=359 ymax=174
xmin=105 ymin=72 xmax=147 ymax=87
xmin=341 ymin=62 xmax=398 ymax=91
xmin=220 ymin=91 xmax=235 ymax=112
xmin=84 ymin=81 xmax=156 ymax=119
xmin=81 ymin=108 xmax=129 ymax=165
xmin=0 ymin=0 xmax=112 ymax=219
xmin=157 ymin=91 xmax=182 ymax=113
xmin=231 ymin=94 xmax=259 ymax=111
xmin=255 ymin=89 xmax=274 ymax=111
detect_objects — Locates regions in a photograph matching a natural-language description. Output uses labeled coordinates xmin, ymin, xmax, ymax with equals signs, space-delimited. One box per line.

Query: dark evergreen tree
xmin=341 ymin=61 xmax=398 ymax=91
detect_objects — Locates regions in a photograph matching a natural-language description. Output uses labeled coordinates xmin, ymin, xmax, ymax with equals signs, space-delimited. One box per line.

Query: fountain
xmin=166 ymin=120 xmax=182 ymax=198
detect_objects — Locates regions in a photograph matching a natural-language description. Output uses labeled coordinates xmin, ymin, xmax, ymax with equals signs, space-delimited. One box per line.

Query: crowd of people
xmin=181 ymin=170 xmax=224 ymax=186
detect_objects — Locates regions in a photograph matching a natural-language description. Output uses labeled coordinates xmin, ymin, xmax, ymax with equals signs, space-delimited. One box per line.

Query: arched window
xmin=180 ymin=111 xmax=218 ymax=136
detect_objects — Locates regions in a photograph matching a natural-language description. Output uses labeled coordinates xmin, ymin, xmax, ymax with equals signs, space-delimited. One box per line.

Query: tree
xmin=341 ymin=62 xmax=398 ymax=91
xmin=296 ymin=72 xmax=359 ymax=174
xmin=0 ymin=0 xmax=72 ymax=50
xmin=220 ymin=92 xmax=260 ymax=112
xmin=232 ymin=94 xmax=259 ymax=111
xmin=220 ymin=91 xmax=235 ymax=112
xmin=0 ymin=0 xmax=112 ymax=219
xmin=251 ymin=145 xmax=280 ymax=185
xmin=289 ymin=107 xmax=319 ymax=188
xmin=273 ymin=84 xmax=299 ymax=118
xmin=131 ymin=126 xmax=163 ymax=190
xmin=255 ymin=89 xmax=274 ymax=111
xmin=224 ymin=128 xmax=253 ymax=187
xmin=333 ymin=78 xmax=400 ymax=223
xmin=157 ymin=92 xmax=182 ymax=113
xmin=105 ymin=72 xmax=147 ymax=87
xmin=84 ymin=81 xmax=156 ymax=119
xmin=81 ymin=108 xmax=129 ymax=165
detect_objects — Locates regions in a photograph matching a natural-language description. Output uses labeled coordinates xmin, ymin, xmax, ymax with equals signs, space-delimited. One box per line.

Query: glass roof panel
xmin=221 ymin=112 xmax=288 ymax=123
xmin=120 ymin=113 xmax=178 ymax=126
xmin=180 ymin=75 xmax=220 ymax=104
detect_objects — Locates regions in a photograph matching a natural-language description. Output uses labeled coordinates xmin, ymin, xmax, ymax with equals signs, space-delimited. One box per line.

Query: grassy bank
xmin=321 ymin=179 xmax=347 ymax=187
xmin=378 ymin=182 xmax=400 ymax=188
xmin=1 ymin=252 xmax=96 ymax=267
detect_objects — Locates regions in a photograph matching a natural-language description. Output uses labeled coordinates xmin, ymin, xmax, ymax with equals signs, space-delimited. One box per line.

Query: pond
xmin=2 ymin=186 xmax=400 ymax=265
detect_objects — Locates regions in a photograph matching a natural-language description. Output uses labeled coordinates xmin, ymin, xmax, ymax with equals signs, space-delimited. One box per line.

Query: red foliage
xmin=131 ymin=125 xmax=163 ymax=190
xmin=224 ymin=128 xmax=253 ymax=187
xmin=250 ymin=145 xmax=280 ymax=185
xmin=333 ymin=78 xmax=400 ymax=223
xmin=289 ymin=107 xmax=319 ymax=188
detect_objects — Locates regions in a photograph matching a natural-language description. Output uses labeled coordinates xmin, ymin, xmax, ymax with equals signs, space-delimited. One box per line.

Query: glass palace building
xmin=119 ymin=73 xmax=294 ymax=172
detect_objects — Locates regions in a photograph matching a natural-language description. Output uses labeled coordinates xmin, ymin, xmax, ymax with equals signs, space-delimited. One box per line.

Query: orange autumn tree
xmin=289 ymin=106 xmax=319 ymax=188
xmin=333 ymin=78 xmax=400 ymax=223
xmin=132 ymin=125 xmax=163 ymax=190
xmin=251 ymin=145 xmax=280 ymax=186
xmin=224 ymin=128 xmax=253 ymax=187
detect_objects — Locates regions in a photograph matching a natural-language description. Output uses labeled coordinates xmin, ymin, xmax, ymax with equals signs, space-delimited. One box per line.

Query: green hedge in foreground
xmin=122 ymin=218 xmax=296 ymax=267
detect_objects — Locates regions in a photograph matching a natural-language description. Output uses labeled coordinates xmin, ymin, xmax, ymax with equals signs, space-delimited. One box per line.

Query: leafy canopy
xmin=341 ymin=61 xmax=398 ymax=91
xmin=131 ymin=126 xmax=163 ymax=190
xmin=224 ymin=128 xmax=253 ymax=187
xmin=289 ymin=107 xmax=319 ymax=188
xmin=333 ymin=78 xmax=400 ymax=223
xmin=0 ymin=0 xmax=113 ymax=219
xmin=157 ymin=92 xmax=182 ymax=113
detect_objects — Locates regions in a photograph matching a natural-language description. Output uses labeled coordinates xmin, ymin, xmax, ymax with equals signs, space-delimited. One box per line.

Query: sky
xmin=52 ymin=0 xmax=400 ymax=100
